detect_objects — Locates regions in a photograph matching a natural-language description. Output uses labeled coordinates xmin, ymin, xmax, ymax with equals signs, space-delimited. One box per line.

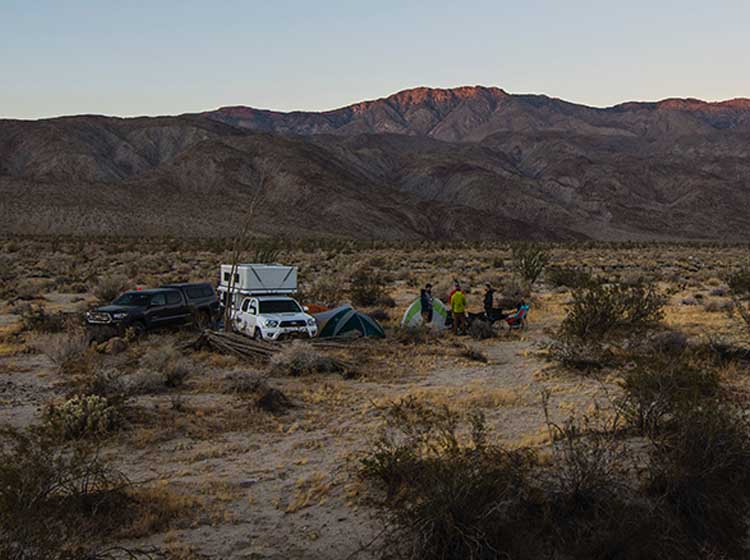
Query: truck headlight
xmin=306 ymin=319 xmax=316 ymax=327
xmin=112 ymin=313 xmax=129 ymax=320
xmin=264 ymin=320 xmax=279 ymax=328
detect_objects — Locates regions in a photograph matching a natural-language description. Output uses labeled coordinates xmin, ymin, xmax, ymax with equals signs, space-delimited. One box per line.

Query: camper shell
xmin=218 ymin=264 xmax=316 ymax=340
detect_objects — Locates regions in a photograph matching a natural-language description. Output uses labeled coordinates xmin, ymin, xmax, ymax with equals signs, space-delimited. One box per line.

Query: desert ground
xmin=1 ymin=237 xmax=749 ymax=559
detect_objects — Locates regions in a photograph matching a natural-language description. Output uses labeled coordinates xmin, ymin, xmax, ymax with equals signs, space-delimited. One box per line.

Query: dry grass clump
xmin=140 ymin=345 xmax=193 ymax=388
xmin=269 ymin=341 xmax=342 ymax=376
xmin=222 ymin=371 xmax=293 ymax=413
xmin=93 ymin=273 xmax=129 ymax=303
xmin=30 ymin=329 xmax=90 ymax=368
xmin=15 ymin=303 xmax=68 ymax=333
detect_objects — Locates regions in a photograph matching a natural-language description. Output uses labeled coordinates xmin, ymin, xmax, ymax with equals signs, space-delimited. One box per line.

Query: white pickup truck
xmin=233 ymin=295 xmax=317 ymax=340
xmin=217 ymin=264 xmax=317 ymax=341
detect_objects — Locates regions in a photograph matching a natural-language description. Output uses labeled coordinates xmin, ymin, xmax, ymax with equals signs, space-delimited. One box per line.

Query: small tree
xmin=223 ymin=158 xmax=283 ymax=332
xmin=511 ymin=243 xmax=550 ymax=287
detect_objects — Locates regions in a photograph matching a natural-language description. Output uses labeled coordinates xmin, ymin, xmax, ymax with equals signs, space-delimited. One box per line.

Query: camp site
xmin=2 ymin=239 xmax=750 ymax=559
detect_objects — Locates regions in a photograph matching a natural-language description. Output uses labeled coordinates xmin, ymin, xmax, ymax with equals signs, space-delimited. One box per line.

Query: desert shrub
xmin=0 ymin=427 xmax=162 ymax=560
xmin=614 ymin=358 xmax=720 ymax=437
xmin=297 ymin=276 xmax=340 ymax=308
xmin=252 ymin=241 xmax=284 ymax=264
xmin=545 ymin=265 xmax=596 ymax=289
xmin=468 ymin=318 xmax=495 ymax=340
xmin=93 ymin=274 xmax=129 ymax=304
xmin=460 ymin=345 xmax=488 ymax=362
xmin=548 ymin=338 xmax=616 ymax=371
xmin=361 ymin=399 xmax=540 ymax=560
xmin=140 ymin=345 xmax=192 ymax=388
xmin=645 ymin=404 xmax=750 ymax=556
xmin=16 ymin=303 xmax=67 ymax=333
xmin=499 ymin=277 xmax=530 ymax=306
xmin=349 ymin=267 xmax=386 ymax=306
xmin=375 ymin=294 xmax=396 ymax=308
xmin=511 ymin=243 xmax=550 ymax=286
xmin=44 ymin=395 xmax=121 ymax=440
xmin=269 ymin=341 xmax=341 ymax=376
xmin=726 ymin=263 xmax=750 ymax=296
xmin=560 ymin=281 xmax=665 ymax=340
xmin=30 ymin=330 xmax=90 ymax=368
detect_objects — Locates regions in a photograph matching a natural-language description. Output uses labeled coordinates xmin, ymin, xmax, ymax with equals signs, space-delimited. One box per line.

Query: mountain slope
xmin=203 ymin=86 xmax=750 ymax=142
xmin=2 ymin=86 xmax=750 ymax=241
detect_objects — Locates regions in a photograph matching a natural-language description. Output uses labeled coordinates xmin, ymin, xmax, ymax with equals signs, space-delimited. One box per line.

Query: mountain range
xmin=2 ymin=85 xmax=749 ymax=241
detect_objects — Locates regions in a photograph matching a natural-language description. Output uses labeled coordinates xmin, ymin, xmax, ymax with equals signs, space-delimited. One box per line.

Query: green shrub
xmin=0 ymin=427 xmax=131 ymax=560
xmin=545 ymin=266 xmax=596 ymax=289
xmin=727 ymin=263 xmax=750 ymax=296
xmin=614 ymin=357 xmax=720 ymax=437
xmin=511 ymin=243 xmax=550 ymax=286
xmin=349 ymin=267 xmax=386 ymax=306
xmin=16 ymin=303 xmax=67 ymax=333
xmin=93 ymin=274 xmax=129 ymax=304
xmin=560 ymin=282 xmax=665 ymax=340
xmin=44 ymin=395 xmax=121 ymax=440
xmin=361 ymin=399 xmax=540 ymax=560
xmin=645 ymin=404 xmax=750 ymax=556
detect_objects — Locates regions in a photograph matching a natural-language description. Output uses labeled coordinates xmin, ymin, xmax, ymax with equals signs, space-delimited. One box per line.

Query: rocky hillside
xmin=1 ymin=86 xmax=749 ymax=240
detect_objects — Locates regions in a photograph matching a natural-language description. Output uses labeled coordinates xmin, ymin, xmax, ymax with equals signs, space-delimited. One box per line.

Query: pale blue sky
xmin=2 ymin=0 xmax=749 ymax=119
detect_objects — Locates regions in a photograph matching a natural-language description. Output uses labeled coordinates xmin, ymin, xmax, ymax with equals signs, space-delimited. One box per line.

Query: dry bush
xmin=93 ymin=274 xmax=129 ymax=303
xmin=30 ymin=330 xmax=90 ymax=368
xmin=140 ymin=345 xmax=192 ymax=388
xmin=349 ymin=266 xmax=386 ymax=306
xmin=560 ymin=282 xmax=665 ymax=340
xmin=16 ymin=303 xmax=67 ymax=333
xmin=269 ymin=341 xmax=341 ymax=376
xmin=361 ymin=398 xmax=540 ymax=560
xmin=545 ymin=265 xmax=597 ymax=289
xmin=645 ymin=404 xmax=750 ymax=557
xmin=0 ymin=427 xmax=133 ymax=560
xmin=392 ymin=324 xmax=439 ymax=345
xmin=614 ymin=356 xmax=720 ymax=437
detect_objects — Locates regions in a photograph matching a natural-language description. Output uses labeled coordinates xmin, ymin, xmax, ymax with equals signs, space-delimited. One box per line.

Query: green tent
xmin=314 ymin=305 xmax=385 ymax=338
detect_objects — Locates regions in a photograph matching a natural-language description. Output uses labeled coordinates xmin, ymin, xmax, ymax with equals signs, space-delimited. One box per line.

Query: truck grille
xmin=280 ymin=320 xmax=306 ymax=328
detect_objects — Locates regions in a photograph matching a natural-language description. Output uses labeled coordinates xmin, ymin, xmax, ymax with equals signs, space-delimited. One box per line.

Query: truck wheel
xmin=253 ymin=327 xmax=263 ymax=340
xmin=194 ymin=310 xmax=210 ymax=331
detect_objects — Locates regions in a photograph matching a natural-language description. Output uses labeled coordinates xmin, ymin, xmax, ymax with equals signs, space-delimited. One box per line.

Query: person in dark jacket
xmin=483 ymin=283 xmax=495 ymax=319
xmin=420 ymin=283 xmax=433 ymax=324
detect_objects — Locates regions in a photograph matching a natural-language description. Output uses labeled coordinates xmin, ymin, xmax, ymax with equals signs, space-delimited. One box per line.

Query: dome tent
xmin=314 ymin=306 xmax=385 ymax=338
xmin=401 ymin=297 xmax=449 ymax=329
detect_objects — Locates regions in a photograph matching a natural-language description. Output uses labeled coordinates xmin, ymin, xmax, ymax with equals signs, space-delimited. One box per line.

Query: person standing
xmin=483 ymin=283 xmax=495 ymax=320
xmin=450 ymin=282 xmax=467 ymax=335
xmin=420 ymin=283 xmax=434 ymax=324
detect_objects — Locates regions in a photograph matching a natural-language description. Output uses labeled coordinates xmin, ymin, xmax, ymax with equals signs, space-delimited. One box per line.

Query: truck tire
xmin=133 ymin=321 xmax=147 ymax=337
xmin=253 ymin=327 xmax=263 ymax=340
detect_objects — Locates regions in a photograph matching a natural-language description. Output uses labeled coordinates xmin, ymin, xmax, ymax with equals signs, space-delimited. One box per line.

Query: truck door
xmin=243 ymin=298 xmax=259 ymax=335
xmin=164 ymin=290 xmax=189 ymax=324
xmin=147 ymin=293 xmax=169 ymax=326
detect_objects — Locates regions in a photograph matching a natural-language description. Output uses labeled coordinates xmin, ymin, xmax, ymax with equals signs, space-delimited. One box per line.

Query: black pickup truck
xmin=85 ymin=283 xmax=219 ymax=336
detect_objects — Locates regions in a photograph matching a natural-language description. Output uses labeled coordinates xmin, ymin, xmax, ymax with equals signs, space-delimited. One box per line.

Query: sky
xmin=1 ymin=0 xmax=749 ymax=119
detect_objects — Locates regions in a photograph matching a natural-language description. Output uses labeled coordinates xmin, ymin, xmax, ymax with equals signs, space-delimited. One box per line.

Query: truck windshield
xmin=112 ymin=292 xmax=152 ymax=306
xmin=259 ymin=300 xmax=301 ymax=314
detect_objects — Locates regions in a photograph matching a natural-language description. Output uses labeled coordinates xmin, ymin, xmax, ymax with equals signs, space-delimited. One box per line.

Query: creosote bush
xmin=93 ymin=273 xmax=129 ymax=304
xmin=560 ymin=281 xmax=665 ymax=340
xmin=545 ymin=265 xmax=596 ymax=289
xmin=511 ymin=243 xmax=550 ymax=286
xmin=349 ymin=266 xmax=386 ymax=307
xmin=0 ymin=427 xmax=130 ymax=559
xmin=362 ymin=392 xmax=750 ymax=560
